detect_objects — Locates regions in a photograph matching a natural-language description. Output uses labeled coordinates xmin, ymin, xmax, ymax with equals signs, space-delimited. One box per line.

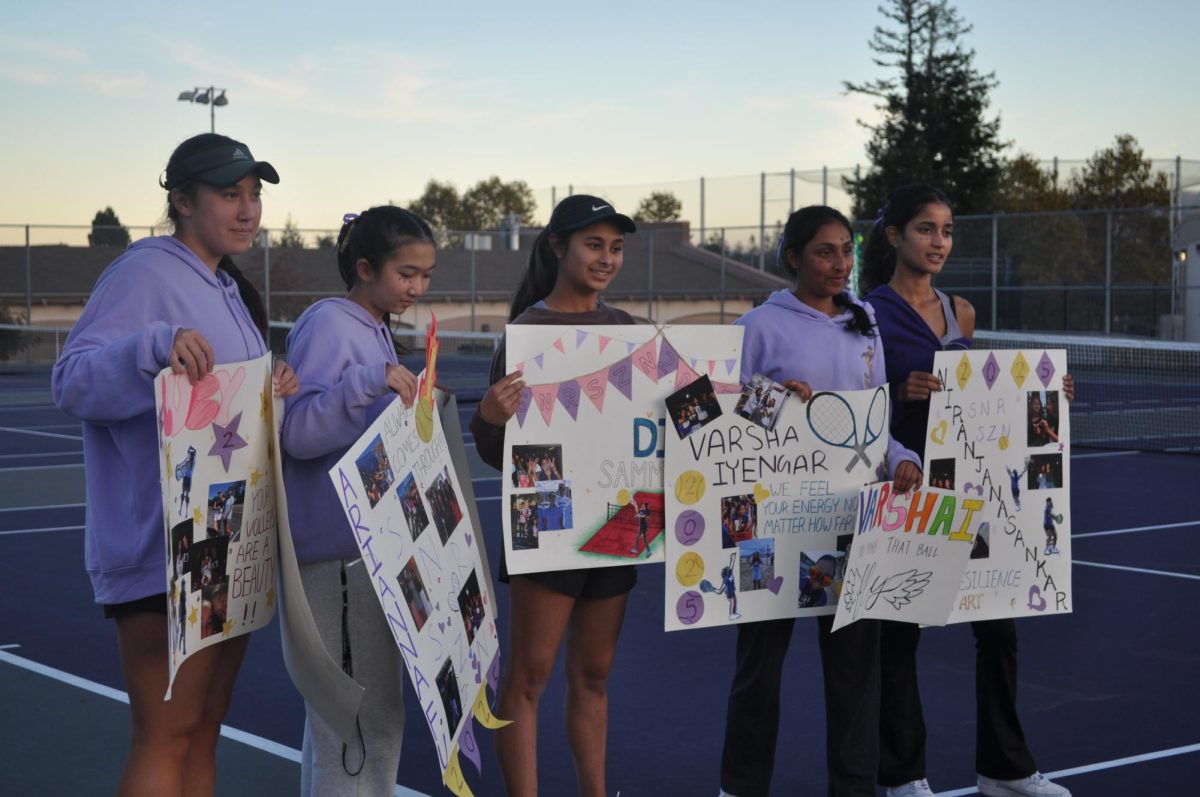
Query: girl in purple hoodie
xmin=717 ymin=206 xmax=922 ymax=797
xmin=52 ymin=133 xmax=297 ymax=796
xmin=280 ymin=206 xmax=436 ymax=796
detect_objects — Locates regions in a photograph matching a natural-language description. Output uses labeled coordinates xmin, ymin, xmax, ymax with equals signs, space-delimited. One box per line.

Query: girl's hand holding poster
xmin=502 ymin=324 xmax=743 ymax=574
xmin=925 ymin=349 xmax=1072 ymax=622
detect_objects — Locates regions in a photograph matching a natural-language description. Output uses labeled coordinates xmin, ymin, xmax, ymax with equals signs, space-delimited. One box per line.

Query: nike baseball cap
xmin=164 ymin=139 xmax=280 ymax=190
xmin=547 ymin=194 xmax=636 ymax=235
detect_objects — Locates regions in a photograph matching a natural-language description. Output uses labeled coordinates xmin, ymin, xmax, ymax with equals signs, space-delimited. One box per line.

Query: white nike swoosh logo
xmin=591 ymin=205 xmax=610 ymax=212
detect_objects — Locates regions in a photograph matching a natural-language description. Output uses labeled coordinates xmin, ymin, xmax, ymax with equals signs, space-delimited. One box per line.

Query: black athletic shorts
xmin=103 ymin=592 xmax=169 ymax=619
xmin=499 ymin=547 xmax=636 ymax=600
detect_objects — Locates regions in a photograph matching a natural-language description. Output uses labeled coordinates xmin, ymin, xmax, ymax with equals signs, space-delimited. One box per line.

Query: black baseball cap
xmin=547 ymin=194 xmax=636 ymax=235
xmin=164 ymin=139 xmax=280 ymax=190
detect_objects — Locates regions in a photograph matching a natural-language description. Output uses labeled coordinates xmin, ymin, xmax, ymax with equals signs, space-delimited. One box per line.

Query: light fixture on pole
xmin=177 ymin=86 xmax=228 ymax=133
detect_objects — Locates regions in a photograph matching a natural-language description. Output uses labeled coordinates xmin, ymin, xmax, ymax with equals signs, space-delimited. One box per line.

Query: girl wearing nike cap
xmin=53 ymin=133 xmax=297 ymax=796
xmin=470 ymin=195 xmax=638 ymax=796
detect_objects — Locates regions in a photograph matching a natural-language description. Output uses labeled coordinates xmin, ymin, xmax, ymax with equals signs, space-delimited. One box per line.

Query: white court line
xmin=1073 ymin=450 xmax=1140 ymax=459
xmin=0 ymin=525 xmax=84 ymax=537
xmin=0 ymin=502 xmax=85 ymax=513
xmin=0 ymin=426 xmax=83 ymax=441
xmin=1074 ymin=560 xmax=1200 ymax=582
xmin=1074 ymin=520 xmax=1199 ymax=539
xmin=935 ymin=742 xmax=1200 ymax=796
xmin=0 ymin=644 xmax=20 ymax=650
xmin=0 ymin=649 xmax=431 ymax=797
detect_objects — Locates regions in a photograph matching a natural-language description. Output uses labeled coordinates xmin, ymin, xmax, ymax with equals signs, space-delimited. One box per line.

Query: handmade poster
xmin=329 ymin=323 xmax=505 ymax=794
xmin=503 ymin=324 xmax=743 ymax=574
xmin=663 ymin=384 xmax=892 ymax=631
xmin=831 ymin=484 xmax=983 ymax=631
xmin=925 ymin=349 xmax=1072 ymax=622
xmin=156 ymin=353 xmax=279 ymax=698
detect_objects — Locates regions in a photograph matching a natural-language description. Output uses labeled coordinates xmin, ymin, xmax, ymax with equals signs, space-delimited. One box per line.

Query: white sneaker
xmin=885 ymin=779 xmax=934 ymax=797
xmin=978 ymin=771 xmax=1070 ymax=797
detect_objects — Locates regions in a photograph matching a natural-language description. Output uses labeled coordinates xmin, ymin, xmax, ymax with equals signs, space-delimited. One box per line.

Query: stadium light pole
xmin=177 ymin=86 xmax=229 ymax=133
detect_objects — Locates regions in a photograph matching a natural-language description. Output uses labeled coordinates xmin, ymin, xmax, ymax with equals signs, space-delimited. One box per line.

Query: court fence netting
xmin=4 ymin=324 xmax=1197 ymax=454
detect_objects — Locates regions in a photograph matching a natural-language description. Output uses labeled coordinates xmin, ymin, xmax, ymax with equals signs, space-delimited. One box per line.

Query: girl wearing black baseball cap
xmin=53 ymin=132 xmax=296 ymax=795
xmin=469 ymin=195 xmax=637 ymax=796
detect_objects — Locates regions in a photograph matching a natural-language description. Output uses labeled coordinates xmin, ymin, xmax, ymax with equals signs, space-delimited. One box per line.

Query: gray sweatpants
xmin=300 ymin=558 xmax=406 ymax=797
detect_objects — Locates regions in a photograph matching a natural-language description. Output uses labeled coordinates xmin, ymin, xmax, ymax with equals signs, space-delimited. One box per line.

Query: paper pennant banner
xmin=580 ymin=368 xmax=609 ymax=414
xmin=608 ymin=357 xmax=633 ymax=400
xmin=487 ymin=651 xmax=501 ymax=694
xmin=631 ymin=339 xmax=659 ymax=382
xmin=675 ymin=358 xmax=701 ymax=391
xmin=598 ymin=335 xmax=612 ymax=354
xmin=627 ymin=341 xmax=636 ymax=353
xmin=531 ymin=384 xmax=557 ymax=426
xmin=707 ymin=360 xmax=716 ymax=375
xmin=576 ymin=329 xmax=588 ymax=350
xmin=472 ymin=687 xmax=513 ymax=730
xmin=516 ymin=387 xmax=532 ymax=427
xmin=442 ymin=746 xmax=474 ymax=797
xmin=553 ymin=338 xmax=565 ymax=354
xmin=557 ymin=379 xmax=582 ymax=420
xmin=725 ymin=358 xmax=736 ymax=374
xmin=459 ymin=717 xmax=483 ymax=775
xmin=658 ymin=338 xmax=679 ymax=380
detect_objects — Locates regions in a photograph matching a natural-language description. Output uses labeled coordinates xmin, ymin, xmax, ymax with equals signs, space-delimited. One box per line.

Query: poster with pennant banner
xmin=925 ymin=349 xmax=1072 ymax=622
xmin=503 ymin=324 xmax=743 ymax=574
xmin=663 ymin=384 xmax=893 ymax=631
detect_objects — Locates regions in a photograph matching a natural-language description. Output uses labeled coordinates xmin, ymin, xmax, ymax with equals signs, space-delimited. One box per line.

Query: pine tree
xmin=844 ymin=0 xmax=1005 ymax=217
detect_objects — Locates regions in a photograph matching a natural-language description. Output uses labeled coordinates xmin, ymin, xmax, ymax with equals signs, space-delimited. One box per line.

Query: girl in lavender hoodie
xmin=52 ymin=133 xmax=297 ymax=796
xmin=281 ymin=206 xmax=435 ymax=796
xmin=717 ymin=206 xmax=922 ymax=797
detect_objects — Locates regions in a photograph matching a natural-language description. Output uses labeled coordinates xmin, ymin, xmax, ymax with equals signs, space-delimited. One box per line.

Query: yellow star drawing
xmin=164 ymin=442 xmax=172 ymax=469
xmin=250 ymin=468 xmax=263 ymax=487
xmin=267 ymin=587 xmax=277 ymax=608
xmin=260 ymin=388 xmax=269 ymax=419
xmin=188 ymin=605 xmax=199 ymax=627
xmin=222 ymin=618 xmax=235 ymax=637
xmin=193 ymin=507 xmax=203 ymax=526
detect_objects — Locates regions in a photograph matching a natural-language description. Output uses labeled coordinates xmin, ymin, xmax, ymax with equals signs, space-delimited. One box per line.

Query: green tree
xmin=843 ymin=0 xmax=1005 ymax=216
xmin=88 ymin=207 xmax=131 ymax=247
xmin=1068 ymin=134 xmax=1169 ymax=209
xmin=410 ymin=180 xmax=465 ymax=231
xmin=315 ymin=234 xmax=336 ymax=249
xmin=994 ymin=154 xmax=1071 ymax=213
xmin=460 ymin=176 xmax=537 ymax=230
xmin=275 ymin=214 xmax=305 ymax=248
xmin=634 ymin=191 xmax=683 ymax=223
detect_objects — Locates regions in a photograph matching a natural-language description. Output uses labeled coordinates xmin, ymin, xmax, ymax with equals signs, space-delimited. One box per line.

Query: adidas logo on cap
xmin=231 ymin=148 xmax=249 ymax=160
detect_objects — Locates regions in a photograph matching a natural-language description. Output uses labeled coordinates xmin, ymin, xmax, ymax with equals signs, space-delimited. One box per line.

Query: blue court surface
xmin=1 ymin=364 xmax=1197 ymax=795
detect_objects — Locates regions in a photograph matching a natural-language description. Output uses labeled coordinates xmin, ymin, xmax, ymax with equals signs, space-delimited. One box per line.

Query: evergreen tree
xmin=88 ymin=207 xmax=131 ymax=247
xmin=634 ymin=191 xmax=683 ymax=223
xmin=844 ymin=0 xmax=1005 ymax=216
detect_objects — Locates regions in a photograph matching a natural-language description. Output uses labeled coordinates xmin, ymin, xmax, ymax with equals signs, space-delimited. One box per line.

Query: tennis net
xmin=973 ymin=331 xmax=1200 ymax=453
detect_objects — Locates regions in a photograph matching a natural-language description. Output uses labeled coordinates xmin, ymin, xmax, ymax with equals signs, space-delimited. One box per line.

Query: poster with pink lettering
xmin=328 ymin=362 xmax=504 ymax=792
xmin=155 ymin=353 xmax=279 ymax=698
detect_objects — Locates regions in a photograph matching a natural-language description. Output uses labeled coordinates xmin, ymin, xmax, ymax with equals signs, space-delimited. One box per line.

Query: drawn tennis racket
xmin=808 ymin=389 xmax=883 ymax=473
xmin=862 ymin=386 xmax=888 ymax=460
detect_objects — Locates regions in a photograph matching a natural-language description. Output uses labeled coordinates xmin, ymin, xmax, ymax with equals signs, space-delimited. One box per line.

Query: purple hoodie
xmin=735 ymin=289 xmax=920 ymax=479
xmin=52 ymin=236 xmax=266 ymax=605
xmin=281 ymin=298 xmax=399 ymax=564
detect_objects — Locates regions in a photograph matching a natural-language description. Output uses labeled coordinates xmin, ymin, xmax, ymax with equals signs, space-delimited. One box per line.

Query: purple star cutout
xmin=1036 ymin=352 xmax=1056 ymax=387
xmin=209 ymin=412 xmax=247 ymax=472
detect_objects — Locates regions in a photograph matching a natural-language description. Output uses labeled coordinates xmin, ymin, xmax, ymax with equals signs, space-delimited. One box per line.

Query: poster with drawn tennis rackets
xmin=156 ymin=353 xmax=279 ymax=698
xmin=924 ymin=349 xmax=1072 ymax=622
xmin=502 ymin=324 xmax=743 ymax=575
xmin=663 ymin=381 xmax=892 ymax=631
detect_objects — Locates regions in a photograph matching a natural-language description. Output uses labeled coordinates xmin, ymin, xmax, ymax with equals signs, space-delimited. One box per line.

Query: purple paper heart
xmin=767 ymin=576 xmax=784 ymax=595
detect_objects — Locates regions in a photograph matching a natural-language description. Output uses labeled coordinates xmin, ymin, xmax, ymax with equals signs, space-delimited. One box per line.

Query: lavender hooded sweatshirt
xmin=52 ymin=236 xmax=266 ymax=605
xmin=735 ymin=289 xmax=921 ymax=479
xmin=281 ymin=298 xmax=399 ymax=564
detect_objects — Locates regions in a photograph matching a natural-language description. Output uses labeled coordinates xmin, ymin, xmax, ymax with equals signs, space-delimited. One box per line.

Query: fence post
xmin=647 ymin=229 xmax=655 ymax=322
xmin=759 ymin=172 xmax=766 ymax=271
xmin=719 ymin=228 xmax=727 ymax=324
xmin=24 ymin=224 xmax=32 ymax=365
xmin=470 ymin=242 xmax=477 ymax=332
xmin=789 ymin=168 xmax=795 ymax=214
xmin=990 ymin=213 xmax=998 ymax=330
xmin=699 ymin=176 xmax=705 ymax=246
xmin=822 ymin=165 xmax=828 ymax=206
xmin=262 ymin=229 xmax=272 ymax=324
xmin=1104 ymin=210 xmax=1113 ymax=334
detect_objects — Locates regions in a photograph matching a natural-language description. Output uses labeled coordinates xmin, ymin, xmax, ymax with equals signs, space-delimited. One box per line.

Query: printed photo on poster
xmin=436 ymin=658 xmax=464 ymax=738
xmin=734 ymin=373 xmax=790 ymax=432
xmin=1026 ymin=390 xmax=1062 ymax=447
xmin=355 ymin=434 xmax=394 ymax=509
xmin=191 ymin=536 xmax=229 ymax=589
xmin=510 ymin=494 xmax=539 ymax=550
xmin=456 ymin=570 xmax=486 ymax=645
xmin=426 ymin=466 xmax=464 ymax=544
xmin=928 ymin=458 xmax=955 ymax=490
xmin=397 ymin=557 xmax=433 ymax=633
xmin=738 ymin=538 xmax=774 ymax=591
xmin=665 ymin=374 xmax=723 ymax=439
xmin=510 ymin=444 xmax=564 ymax=487
xmin=1026 ymin=453 xmax=1063 ymax=490
xmin=397 ymin=472 xmax=430 ymax=541
xmin=206 ymin=479 xmax=246 ymax=540
xmin=535 ymin=480 xmax=573 ymax=531
xmin=173 ymin=444 xmax=198 ymax=518
xmin=200 ymin=579 xmax=229 ymax=640
xmin=797 ymin=534 xmax=851 ymax=609
xmin=720 ymin=493 xmax=757 ymax=547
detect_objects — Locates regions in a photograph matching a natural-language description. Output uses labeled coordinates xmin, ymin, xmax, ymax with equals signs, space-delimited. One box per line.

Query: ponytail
xmin=832 ymin=293 xmax=875 ymax=338
xmin=509 ymin=228 xmax=564 ymax=321
xmin=218 ymin=257 xmax=268 ymax=340
xmin=858 ymin=220 xmax=896 ymax=297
